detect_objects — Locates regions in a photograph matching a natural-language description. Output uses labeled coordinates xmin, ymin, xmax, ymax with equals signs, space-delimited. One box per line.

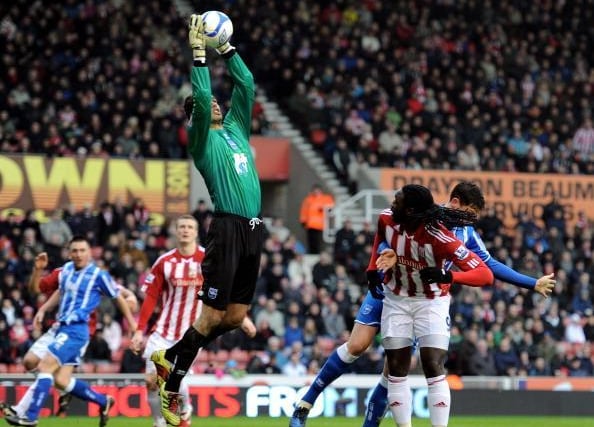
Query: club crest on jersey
xmin=361 ymin=304 xmax=373 ymax=315
xmin=208 ymin=287 xmax=218 ymax=299
xmin=65 ymin=280 xmax=78 ymax=293
xmin=188 ymin=265 xmax=197 ymax=278
xmin=454 ymin=245 xmax=469 ymax=260
xmin=233 ymin=153 xmax=248 ymax=175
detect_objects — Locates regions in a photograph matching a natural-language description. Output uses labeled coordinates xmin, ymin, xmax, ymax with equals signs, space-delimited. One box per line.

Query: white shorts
xmin=381 ymin=294 xmax=451 ymax=350
xmin=142 ymin=332 xmax=198 ymax=374
xmin=28 ymin=324 xmax=59 ymax=359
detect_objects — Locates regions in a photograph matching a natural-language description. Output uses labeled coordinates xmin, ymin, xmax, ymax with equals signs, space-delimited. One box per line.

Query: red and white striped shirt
xmin=368 ymin=209 xmax=492 ymax=298
xmin=138 ymin=246 xmax=205 ymax=340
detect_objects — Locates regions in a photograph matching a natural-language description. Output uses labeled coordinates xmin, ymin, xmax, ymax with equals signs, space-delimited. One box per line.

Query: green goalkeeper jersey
xmin=187 ymin=53 xmax=261 ymax=219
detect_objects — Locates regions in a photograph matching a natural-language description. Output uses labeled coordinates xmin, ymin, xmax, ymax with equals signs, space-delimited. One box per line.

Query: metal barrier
xmin=323 ymin=190 xmax=392 ymax=243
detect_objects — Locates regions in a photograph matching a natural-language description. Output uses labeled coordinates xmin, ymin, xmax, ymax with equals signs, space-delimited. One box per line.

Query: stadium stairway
xmin=258 ymin=93 xmax=372 ymax=241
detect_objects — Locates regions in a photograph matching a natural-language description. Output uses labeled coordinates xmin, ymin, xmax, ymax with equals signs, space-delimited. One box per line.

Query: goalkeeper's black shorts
xmin=200 ymin=212 xmax=264 ymax=310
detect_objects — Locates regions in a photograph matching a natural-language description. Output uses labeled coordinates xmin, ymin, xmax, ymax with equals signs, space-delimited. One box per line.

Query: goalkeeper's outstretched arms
xmin=189 ymin=13 xmax=206 ymax=65
xmin=216 ymin=25 xmax=254 ymax=140
xmin=186 ymin=13 xmax=212 ymax=157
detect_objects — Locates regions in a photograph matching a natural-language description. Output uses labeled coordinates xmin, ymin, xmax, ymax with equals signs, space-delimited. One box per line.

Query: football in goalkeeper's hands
xmin=201 ymin=11 xmax=233 ymax=48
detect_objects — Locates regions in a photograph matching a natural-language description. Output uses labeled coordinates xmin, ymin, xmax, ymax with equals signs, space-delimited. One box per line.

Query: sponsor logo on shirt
xmin=395 ymin=256 xmax=425 ymax=270
xmin=171 ymin=278 xmax=202 ymax=287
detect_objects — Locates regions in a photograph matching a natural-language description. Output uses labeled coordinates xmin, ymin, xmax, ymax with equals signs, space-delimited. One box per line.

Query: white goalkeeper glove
xmin=188 ymin=14 xmax=206 ymax=64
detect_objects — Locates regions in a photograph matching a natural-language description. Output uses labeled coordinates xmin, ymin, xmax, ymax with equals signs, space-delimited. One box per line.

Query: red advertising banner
xmin=250 ymin=136 xmax=290 ymax=181
xmin=0 ymin=155 xmax=190 ymax=221
xmin=1 ymin=376 xmax=594 ymax=417
xmin=379 ymin=169 xmax=594 ymax=229
xmin=521 ymin=377 xmax=594 ymax=391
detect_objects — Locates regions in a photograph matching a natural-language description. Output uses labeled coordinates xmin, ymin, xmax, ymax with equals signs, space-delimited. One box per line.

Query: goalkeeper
xmin=152 ymin=14 xmax=264 ymax=426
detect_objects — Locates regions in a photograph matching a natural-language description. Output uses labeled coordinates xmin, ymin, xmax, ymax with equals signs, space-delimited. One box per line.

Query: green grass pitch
xmin=27 ymin=416 xmax=594 ymax=427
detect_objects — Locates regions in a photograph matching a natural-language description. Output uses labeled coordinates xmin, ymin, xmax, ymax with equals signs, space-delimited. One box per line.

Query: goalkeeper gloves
xmin=367 ymin=270 xmax=385 ymax=300
xmin=419 ymin=267 xmax=453 ymax=285
xmin=188 ymin=14 xmax=206 ymax=64
xmin=216 ymin=41 xmax=235 ymax=56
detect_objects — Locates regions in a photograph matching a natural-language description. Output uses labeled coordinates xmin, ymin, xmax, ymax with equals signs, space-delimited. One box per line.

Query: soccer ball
xmin=201 ymin=11 xmax=233 ymax=48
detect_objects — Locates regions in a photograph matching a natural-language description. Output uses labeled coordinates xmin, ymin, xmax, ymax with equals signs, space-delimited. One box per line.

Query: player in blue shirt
xmin=6 ymin=236 xmax=138 ymax=427
xmin=290 ymin=181 xmax=555 ymax=427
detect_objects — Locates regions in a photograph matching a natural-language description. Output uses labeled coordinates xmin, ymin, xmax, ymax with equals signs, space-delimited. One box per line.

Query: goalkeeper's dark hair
xmin=184 ymin=96 xmax=193 ymax=120
xmin=401 ymin=184 xmax=478 ymax=228
xmin=449 ymin=181 xmax=485 ymax=211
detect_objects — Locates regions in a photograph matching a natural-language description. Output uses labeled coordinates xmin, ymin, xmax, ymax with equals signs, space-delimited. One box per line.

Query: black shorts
xmin=200 ymin=212 xmax=265 ymax=310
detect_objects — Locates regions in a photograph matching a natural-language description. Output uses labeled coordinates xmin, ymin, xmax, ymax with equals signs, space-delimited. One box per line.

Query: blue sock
xmin=67 ymin=378 xmax=107 ymax=408
xmin=362 ymin=381 xmax=388 ymax=427
xmin=26 ymin=373 xmax=53 ymax=421
xmin=301 ymin=349 xmax=351 ymax=405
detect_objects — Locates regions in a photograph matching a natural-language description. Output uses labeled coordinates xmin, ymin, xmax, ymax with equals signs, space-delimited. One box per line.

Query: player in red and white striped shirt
xmin=131 ymin=215 xmax=204 ymax=427
xmin=368 ymin=185 xmax=493 ymax=427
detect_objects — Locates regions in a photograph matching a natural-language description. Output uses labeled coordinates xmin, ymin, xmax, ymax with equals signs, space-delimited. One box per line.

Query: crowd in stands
xmin=1 ymin=0 xmax=594 ymax=380
xmin=232 ymin=0 xmax=594 ymax=188
xmin=1 ymin=192 xmax=594 ymax=379
xmin=0 ymin=0 xmax=274 ymax=162
xmin=2 ymin=0 xmax=593 ymax=182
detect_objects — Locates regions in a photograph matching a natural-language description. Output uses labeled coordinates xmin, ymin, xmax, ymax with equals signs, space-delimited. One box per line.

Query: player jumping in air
xmin=151 ymin=14 xmax=264 ymax=426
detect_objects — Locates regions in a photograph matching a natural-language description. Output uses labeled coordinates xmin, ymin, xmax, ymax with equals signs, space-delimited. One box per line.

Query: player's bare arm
xmin=33 ymin=290 xmax=60 ymax=330
xmin=534 ymin=273 xmax=555 ymax=298
xmin=115 ymin=293 xmax=138 ymax=336
xmin=118 ymin=286 xmax=139 ymax=314
xmin=28 ymin=252 xmax=48 ymax=294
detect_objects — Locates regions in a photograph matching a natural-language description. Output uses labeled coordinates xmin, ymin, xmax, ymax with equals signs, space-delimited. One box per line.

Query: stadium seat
xmin=112 ymin=348 xmax=124 ymax=363
xmin=197 ymin=350 xmax=209 ymax=363
xmin=95 ymin=363 xmax=120 ymax=374
xmin=8 ymin=364 xmax=26 ymax=373
xmin=80 ymin=363 xmax=96 ymax=373
xmin=191 ymin=364 xmax=206 ymax=374
xmin=0 ymin=363 xmax=8 ymax=373
xmin=213 ymin=350 xmax=230 ymax=363
xmin=229 ymin=349 xmax=250 ymax=364
xmin=120 ymin=336 xmax=131 ymax=349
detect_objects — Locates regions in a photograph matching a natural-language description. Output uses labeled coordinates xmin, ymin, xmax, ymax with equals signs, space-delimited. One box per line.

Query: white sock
xmin=179 ymin=379 xmax=192 ymax=413
xmin=63 ymin=378 xmax=76 ymax=393
xmin=147 ymin=387 xmax=166 ymax=426
xmin=14 ymin=384 xmax=35 ymax=417
xmin=336 ymin=343 xmax=359 ymax=363
xmin=387 ymin=375 xmax=412 ymax=426
xmin=427 ymin=375 xmax=450 ymax=427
